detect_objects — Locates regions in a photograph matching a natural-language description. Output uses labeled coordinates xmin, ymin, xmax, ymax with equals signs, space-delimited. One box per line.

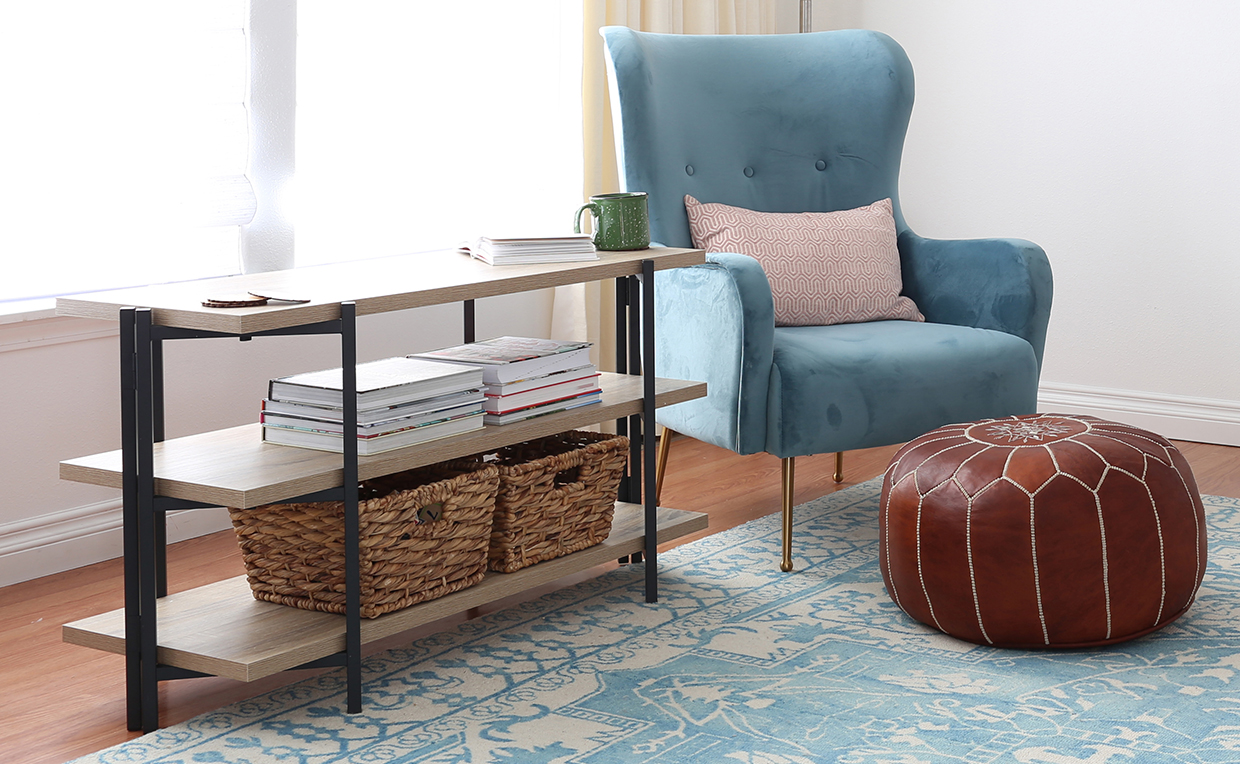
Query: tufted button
xmin=743 ymin=166 xmax=754 ymax=177
xmin=815 ymin=159 xmax=827 ymax=171
xmin=685 ymin=164 xmax=694 ymax=176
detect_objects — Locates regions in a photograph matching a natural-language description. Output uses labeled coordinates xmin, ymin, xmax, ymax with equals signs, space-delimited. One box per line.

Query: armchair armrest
xmin=898 ymin=232 xmax=1053 ymax=369
xmin=653 ymin=252 xmax=775 ymax=455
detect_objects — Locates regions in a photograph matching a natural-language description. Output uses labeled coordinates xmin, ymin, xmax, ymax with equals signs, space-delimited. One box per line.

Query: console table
xmin=56 ymin=247 xmax=708 ymax=732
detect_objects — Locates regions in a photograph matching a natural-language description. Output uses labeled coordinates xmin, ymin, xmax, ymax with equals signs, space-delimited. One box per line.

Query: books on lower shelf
xmin=262 ymin=356 xmax=485 ymax=453
xmin=461 ymin=235 xmax=598 ymax=265
xmin=409 ymin=337 xmax=602 ymax=424
xmin=409 ymin=336 xmax=593 ymax=385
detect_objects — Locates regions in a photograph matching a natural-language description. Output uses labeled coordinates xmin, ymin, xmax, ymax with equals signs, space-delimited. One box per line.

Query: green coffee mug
xmin=573 ymin=192 xmax=650 ymax=251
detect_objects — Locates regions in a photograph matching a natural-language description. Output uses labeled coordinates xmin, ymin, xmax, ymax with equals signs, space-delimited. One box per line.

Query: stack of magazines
xmin=462 ymin=235 xmax=598 ymax=265
xmin=260 ymin=356 xmax=485 ymax=455
xmin=410 ymin=336 xmax=601 ymax=425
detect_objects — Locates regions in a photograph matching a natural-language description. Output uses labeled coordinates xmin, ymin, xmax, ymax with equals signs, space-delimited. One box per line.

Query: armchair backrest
xmin=601 ymin=27 xmax=915 ymax=248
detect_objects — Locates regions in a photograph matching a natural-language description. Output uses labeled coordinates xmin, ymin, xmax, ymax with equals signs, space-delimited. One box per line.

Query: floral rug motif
xmin=75 ymin=480 xmax=1240 ymax=763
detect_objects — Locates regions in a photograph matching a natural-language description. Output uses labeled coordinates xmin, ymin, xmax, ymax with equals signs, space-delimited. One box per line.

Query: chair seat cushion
xmin=765 ymin=321 xmax=1039 ymax=457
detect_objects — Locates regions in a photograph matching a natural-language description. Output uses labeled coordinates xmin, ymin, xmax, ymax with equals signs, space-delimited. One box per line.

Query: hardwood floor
xmin=5 ymin=437 xmax=1237 ymax=763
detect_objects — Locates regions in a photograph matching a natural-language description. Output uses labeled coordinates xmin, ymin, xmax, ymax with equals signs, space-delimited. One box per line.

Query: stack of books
xmin=261 ymin=356 xmax=486 ymax=455
xmin=462 ymin=235 xmax=598 ymax=265
xmin=410 ymin=336 xmax=601 ymax=425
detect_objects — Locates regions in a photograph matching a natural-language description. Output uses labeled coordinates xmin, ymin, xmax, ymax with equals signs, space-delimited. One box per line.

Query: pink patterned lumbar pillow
xmin=684 ymin=195 xmax=924 ymax=327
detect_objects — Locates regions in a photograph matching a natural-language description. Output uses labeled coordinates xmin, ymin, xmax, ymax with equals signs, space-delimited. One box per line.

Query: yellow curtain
xmin=550 ymin=0 xmax=777 ymax=370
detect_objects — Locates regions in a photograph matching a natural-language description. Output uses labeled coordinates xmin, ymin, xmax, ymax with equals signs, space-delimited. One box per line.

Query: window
xmin=1 ymin=2 xmax=585 ymax=306
xmin=295 ymin=1 xmax=584 ymax=266
xmin=0 ymin=2 xmax=252 ymax=304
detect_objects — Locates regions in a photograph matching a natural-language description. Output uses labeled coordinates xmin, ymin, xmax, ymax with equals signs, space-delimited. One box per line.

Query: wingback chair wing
xmin=600 ymin=27 xmax=1053 ymax=571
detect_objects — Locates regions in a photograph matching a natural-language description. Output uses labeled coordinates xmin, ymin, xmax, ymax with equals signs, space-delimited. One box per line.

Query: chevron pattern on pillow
xmin=684 ymin=195 xmax=924 ymax=326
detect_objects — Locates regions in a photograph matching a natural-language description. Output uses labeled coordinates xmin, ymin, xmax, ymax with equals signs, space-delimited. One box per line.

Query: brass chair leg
xmin=781 ymin=456 xmax=795 ymax=572
xmin=834 ymin=451 xmax=844 ymax=483
xmin=654 ymin=427 xmax=675 ymax=505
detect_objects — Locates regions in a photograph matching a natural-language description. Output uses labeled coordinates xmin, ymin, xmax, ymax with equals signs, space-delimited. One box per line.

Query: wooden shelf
xmin=55 ymin=247 xmax=705 ymax=334
xmin=56 ymin=245 xmax=709 ymax=730
xmin=60 ymin=373 xmax=706 ymax=508
xmin=63 ymin=503 xmax=707 ymax=682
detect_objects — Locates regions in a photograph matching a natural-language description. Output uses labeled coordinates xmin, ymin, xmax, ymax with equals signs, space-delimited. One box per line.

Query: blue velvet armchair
xmin=600 ymin=27 xmax=1053 ymax=571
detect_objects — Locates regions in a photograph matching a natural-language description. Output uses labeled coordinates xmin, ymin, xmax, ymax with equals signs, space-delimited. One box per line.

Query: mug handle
xmin=573 ymin=202 xmax=601 ymax=235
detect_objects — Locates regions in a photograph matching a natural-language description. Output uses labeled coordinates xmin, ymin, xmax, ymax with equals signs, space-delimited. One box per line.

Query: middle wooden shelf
xmin=61 ymin=373 xmax=706 ymax=509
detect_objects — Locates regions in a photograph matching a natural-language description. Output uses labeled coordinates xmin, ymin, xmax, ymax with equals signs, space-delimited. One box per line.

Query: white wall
xmin=817 ymin=0 xmax=1240 ymax=443
xmin=8 ymin=1 xmax=1239 ymax=586
xmin=0 ymin=292 xmax=552 ymax=587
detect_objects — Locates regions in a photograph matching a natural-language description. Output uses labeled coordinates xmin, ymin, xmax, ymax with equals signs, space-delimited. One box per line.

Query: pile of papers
xmin=462 ymin=235 xmax=598 ymax=265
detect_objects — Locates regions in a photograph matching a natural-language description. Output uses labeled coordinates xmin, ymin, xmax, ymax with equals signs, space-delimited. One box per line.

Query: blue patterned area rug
xmin=76 ymin=481 xmax=1240 ymax=764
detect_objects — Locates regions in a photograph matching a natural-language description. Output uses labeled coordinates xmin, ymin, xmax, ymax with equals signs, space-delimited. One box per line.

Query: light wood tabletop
xmin=56 ymin=247 xmax=706 ymax=333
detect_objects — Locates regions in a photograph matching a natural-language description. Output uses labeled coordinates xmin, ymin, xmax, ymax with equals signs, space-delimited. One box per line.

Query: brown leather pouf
xmin=879 ymin=414 xmax=1207 ymax=648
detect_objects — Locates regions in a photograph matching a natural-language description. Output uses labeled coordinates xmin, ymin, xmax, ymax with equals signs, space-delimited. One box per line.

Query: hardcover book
xmin=261 ymin=411 xmax=485 ymax=455
xmin=409 ymin=337 xmax=593 ymax=385
xmin=481 ymin=366 xmax=597 ymax=396
xmin=261 ymin=401 xmax=485 ymax=438
xmin=482 ymin=391 xmax=602 ymax=425
xmin=267 ymin=356 xmax=483 ymax=410
xmin=261 ymin=388 xmax=485 ymax=425
xmin=484 ymin=376 xmax=602 ymax=415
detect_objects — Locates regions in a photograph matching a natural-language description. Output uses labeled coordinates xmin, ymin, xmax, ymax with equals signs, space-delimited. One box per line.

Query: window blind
xmin=0 ymin=1 xmax=253 ymax=303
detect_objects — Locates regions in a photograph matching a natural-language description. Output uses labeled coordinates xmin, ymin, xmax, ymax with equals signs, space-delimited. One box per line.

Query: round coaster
xmin=202 ymin=293 xmax=268 ymax=308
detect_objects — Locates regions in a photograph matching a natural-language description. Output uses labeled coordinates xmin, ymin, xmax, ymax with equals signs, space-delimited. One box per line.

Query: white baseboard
xmin=0 ymin=499 xmax=232 ymax=588
xmin=1039 ymin=382 xmax=1240 ymax=447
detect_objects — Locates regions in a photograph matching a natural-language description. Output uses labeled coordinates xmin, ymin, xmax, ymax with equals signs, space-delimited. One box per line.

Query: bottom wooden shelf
xmin=63 ymin=503 xmax=707 ymax=682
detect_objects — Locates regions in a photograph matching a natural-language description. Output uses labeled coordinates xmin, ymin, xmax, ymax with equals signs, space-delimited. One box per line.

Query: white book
xmin=268 ymin=356 xmax=483 ymax=410
xmin=261 ymin=401 xmax=485 ymax=437
xmin=482 ymin=366 xmax=598 ymax=396
xmin=459 ymin=235 xmax=598 ymax=265
xmin=410 ymin=337 xmax=593 ymax=385
xmin=484 ymin=377 xmax=602 ymax=415
xmin=262 ymin=412 xmax=485 ymax=455
xmin=261 ymin=388 xmax=485 ymax=425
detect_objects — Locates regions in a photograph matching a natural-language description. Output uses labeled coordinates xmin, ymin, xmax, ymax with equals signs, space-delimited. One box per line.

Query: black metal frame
xmin=119 ymin=305 xmax=362 ymax=732
xmin=114 ymin=261 xmax=660 ymax=731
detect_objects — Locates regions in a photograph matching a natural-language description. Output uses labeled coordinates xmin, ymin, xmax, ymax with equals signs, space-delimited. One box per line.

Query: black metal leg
xmin=151 ymin=338 xmax=167 ymax=598
xmin=119 ymin=309 xmax=142 ymax=731
xmin=154 ymin=512 xmax=167 ymax=598
xmin=464 ymin=299 xmax=475 ymax=344
xmin=135 ymin=308 xmax=160 ymax=732
xmin=641 ymin=260 xmax=658 ymax=603
xmin=626 ymin=275 xmax=642 ymax=504
xmin=614 ymin=278 xmax=628 ymax=377
xmin=614 ymin=278 xmax=630 ymax=502
xmin=342 ymin=302 xmax=362 ymax=714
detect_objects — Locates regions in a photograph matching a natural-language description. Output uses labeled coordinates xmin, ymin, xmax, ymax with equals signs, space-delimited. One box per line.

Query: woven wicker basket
xmin=472 ymin=430 xmax=629 ymax=573
xmin=227 ymin=461 xmax=499 ymax=618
